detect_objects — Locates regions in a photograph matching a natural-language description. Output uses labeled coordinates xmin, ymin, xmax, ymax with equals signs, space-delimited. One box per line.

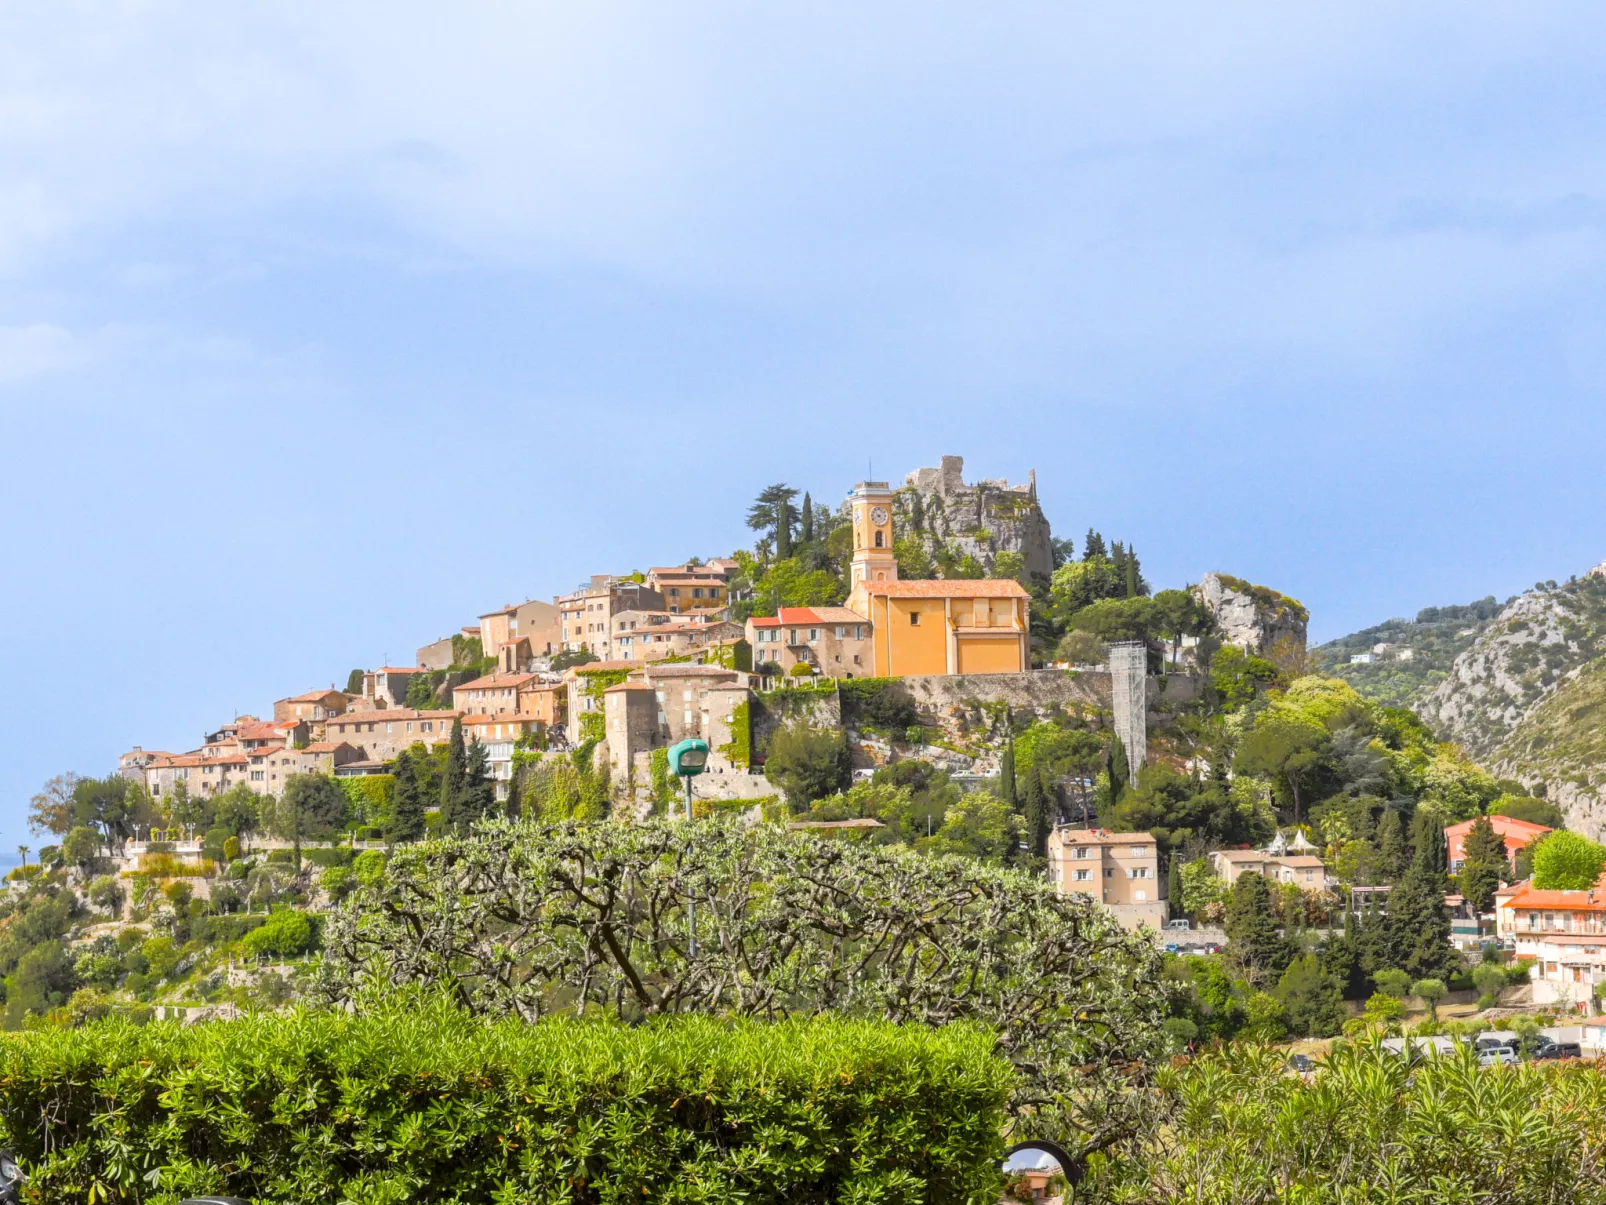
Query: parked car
xmin=1165 ymin=919 xmax=1192 ymax=931
xmin=1532 ymin=1038 xmax=1583 ymax=1061
xmin=1479 ymin=1047 xmax=1518 ymax=1068
xmin=1288 ymin=1053 xmax=1314 ymax=1074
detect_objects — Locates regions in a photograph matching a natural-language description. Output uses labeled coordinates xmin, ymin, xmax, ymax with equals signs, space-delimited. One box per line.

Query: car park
xmin=1532 ymin=1038 xmax=1582 ymax=1061
xmin=1479 ymin=1047 xmax=1518 ymax=1068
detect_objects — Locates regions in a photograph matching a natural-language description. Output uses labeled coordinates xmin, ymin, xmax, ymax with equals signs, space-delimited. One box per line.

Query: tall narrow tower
xmin=847 ymin=481 xmax=899 ymax=590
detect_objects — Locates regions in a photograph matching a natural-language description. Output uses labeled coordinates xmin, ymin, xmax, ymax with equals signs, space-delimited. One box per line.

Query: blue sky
xmin=3 ymin=4 xmax=1605 ymax=848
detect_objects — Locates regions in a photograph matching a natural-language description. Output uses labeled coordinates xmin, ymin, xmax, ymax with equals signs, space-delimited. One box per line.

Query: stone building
xmin=322 ymin=708 xmax=458 ymax=762
xmin=747 ymin=607 xmax=872 ymax=678
xmin=557 ymin=577 xmax=667 ymax=657
xmin=479 ymin=599 xmax=561 ymax=660
xmin=272 ymin=689 xmax=354 ymax=725
xmin=1046 ymin=827 xmax=1167 ymax=930
xmin=646 ymin=564 xmax=734 ymax=614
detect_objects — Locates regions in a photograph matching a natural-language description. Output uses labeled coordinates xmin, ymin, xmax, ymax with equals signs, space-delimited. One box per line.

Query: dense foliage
xmin=0 ymin=998 xmax=1014 ymax=1205
xmin=1090 ymin=1042 xmax=1606 ymax=1203
xmin=321 ymin=818 xmax=1170 ymax=1160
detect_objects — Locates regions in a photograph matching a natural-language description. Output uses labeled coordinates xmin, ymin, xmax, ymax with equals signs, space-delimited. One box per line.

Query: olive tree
xmin=320 ymin=818 xmax=1170 ymax=1168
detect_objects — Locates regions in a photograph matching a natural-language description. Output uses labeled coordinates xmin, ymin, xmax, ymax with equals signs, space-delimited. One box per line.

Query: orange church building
xmin=843 ymin=481 xmax=1031 ymax=676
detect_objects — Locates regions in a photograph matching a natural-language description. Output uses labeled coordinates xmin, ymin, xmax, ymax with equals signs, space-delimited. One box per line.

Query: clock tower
xmin=848 ymin=481 xmax=899 ymax=590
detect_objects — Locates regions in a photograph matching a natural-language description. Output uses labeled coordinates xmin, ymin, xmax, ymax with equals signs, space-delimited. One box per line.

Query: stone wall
xmin=894 ymin=455 xmax=1054 ymax=580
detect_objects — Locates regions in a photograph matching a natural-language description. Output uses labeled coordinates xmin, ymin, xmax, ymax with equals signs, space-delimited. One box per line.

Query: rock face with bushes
xmin=894 ymin=454 xmax=1053 ymax=579
xmin=1195 ymin=571 xmax=1309 ymax=658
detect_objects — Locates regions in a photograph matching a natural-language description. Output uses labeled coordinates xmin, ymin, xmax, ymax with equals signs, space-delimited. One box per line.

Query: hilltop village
xmin=122 ymin=460 xmax=1105 ymax=817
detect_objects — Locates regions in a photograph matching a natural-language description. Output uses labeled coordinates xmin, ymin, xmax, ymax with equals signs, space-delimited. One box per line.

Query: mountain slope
xmin=1313 ymin=597 xmax=1505 ymax=708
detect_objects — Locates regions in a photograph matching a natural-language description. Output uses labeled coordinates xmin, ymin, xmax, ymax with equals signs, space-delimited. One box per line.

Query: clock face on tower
xmin=870 ymin=506 xmax=889 ymax=525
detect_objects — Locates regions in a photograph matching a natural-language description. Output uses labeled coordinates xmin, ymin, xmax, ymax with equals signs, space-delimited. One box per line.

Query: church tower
xmin=848 ymin=481 xmax=899 ymax=590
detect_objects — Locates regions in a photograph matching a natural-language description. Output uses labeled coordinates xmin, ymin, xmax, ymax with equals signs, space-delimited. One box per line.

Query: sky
xmin=3 ymin=3 xmax=1605 ymax=848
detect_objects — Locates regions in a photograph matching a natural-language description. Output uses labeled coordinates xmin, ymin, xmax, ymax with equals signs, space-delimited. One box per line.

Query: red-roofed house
xmin=273 ymin=689 xmax=353 ymax=724
xmin=1498 ymin=873 xmax=1606 ymax=1011
xmin=746 ymin=607 xmax=872 ymax=678
xmin=1445 ymin=815 xmax=1552 ymax=872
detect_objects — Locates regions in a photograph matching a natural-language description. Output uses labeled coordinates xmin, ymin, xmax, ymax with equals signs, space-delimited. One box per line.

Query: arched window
xmin=874 ymin=530 xmax=884 ymax=548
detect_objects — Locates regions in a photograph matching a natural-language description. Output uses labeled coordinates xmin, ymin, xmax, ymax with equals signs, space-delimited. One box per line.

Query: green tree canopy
xmin=764 ymin=723 xmax=851 ymax=810
xmin=1224 ymin=872 xmax=1292 ymax=986
xmin=1489 ymin=794 xmax=1565 ymax=829
xmin=1531 ymin=831 xmax=1606 ymax=890
xmin=1275 ymin=954 xmax=1346 ymax=1038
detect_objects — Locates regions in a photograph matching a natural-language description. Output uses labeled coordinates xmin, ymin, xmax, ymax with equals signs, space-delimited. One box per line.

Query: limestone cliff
xmin=1194 ymin=572 xmax=1308 ymax=659
xmin=892 ymin=455 xmax=1053 ymax=580
xmin=1416 ymin=575 xmax=1606 ymax=835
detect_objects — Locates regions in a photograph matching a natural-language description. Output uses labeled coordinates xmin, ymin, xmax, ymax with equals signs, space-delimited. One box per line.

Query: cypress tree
xmin=441 ymin=719 xmax=467 ymax=825
xmin=1000 ymin=739 xmax=1017 ymax=808
xmin=388 ymin=749 xmax=426 ymax=845
xmin=1125 ymin=547 xmax=1141 ymax=598
xmin=454 ymin=739 xmax=495 ymax=831
xmin=506 ymin=764 xmax=524 ymax=821
xmin=1167 ymin=855 xmax=1184 ymax=914
xmin=1224 ymin=872 xmax=1292 ymax=985
xmin=1459 ymin=814 xmax=1509 ymax=912
xmin=1376 ymin=808 xmax=1406 ymax=881
xmin=801 ymin=492 xmax=814 ymax=544
xmin=1386 ymin=811 xmax=1456 ymax=980
xmin=1108 ymin=736 xmax=1130 ymax=803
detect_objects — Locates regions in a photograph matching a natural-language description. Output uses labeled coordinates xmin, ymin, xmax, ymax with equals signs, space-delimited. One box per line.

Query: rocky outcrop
xmin=1195 ymin=572 xmax=1308 ymax=659
xmin=1418 ymin=590 xmax=1578 ymax=761
xmin=893 ymin=455 xmax=1053 ymax=580
xmin=1413 ymin=575 xmax=1606 ymax=837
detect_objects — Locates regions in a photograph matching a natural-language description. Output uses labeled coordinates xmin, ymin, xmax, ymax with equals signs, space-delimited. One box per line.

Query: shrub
xmin=191 ymin=914 xmax=266 ymax=945
xmin=321 ymin=865 xmax=355 ymax=901
xmin=324 ymin=818 xmax=1169 ymax=1160
xmin=352 ymin=849 xmax=386 ymax=888
xmin=0 ymin=1000 xmax=1012 ymax=1204
xmin=1531 ymin=830 xmax=1606 ymax=890
xmin=303 ymin=846 xmax=355 ymax=869
xmin=240 ymin=908 xmax=316 ymax=959
xmin=1091 ymin=1042 xmax=1606 ymax=1201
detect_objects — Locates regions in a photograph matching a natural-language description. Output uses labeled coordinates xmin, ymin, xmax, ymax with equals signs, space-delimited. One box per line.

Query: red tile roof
xmin=325 ymin=709 xmax=458 ymax=726
xmin=455 ymin=673 xmax=539 ymax=691
xmin=1446 ymin=815 xmax=1552 ymax=860
xmin=860 ymin=579 xmax=1030 ymax=599
xmin=377 ymin=666 xmax=428 ymax=674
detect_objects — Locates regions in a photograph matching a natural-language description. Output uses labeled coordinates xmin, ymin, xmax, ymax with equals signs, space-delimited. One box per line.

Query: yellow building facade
xmin=843 ymin=481 xmax=1031 ymax=676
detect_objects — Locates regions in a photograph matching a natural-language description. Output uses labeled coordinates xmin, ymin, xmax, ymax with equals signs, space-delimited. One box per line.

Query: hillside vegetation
xmin=1314 ymin=596 xmax=1505 ymax=707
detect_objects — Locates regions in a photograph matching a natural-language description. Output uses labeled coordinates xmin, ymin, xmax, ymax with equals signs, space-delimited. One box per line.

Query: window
xmin=386 ymin=722 xmax=394 ymax=734
xmin=683 ymin=689 xmax=693 ymax=701
xmin=809 ymin=629 xmax=820 ymax=641
xmin=909 ymin=611 xmax=920 ymax=626
xmin=1129 ymin=847 xmax=1147 ymax=858
xmin=422 ymin=721 xmax=433 ymax=732
xmin=683 ymin=710 xmax=693 ymax=726
xmin=1072 ymin=847 xmax=1090 ymax=860
xmin=1135 ymin=889 xmax=1148 ymax=902
xmin=874 ymin=530 xmax=884 ymax=547
xmin=1126 ymin=867 xmax=1152 ymax=879
xmin=1073 ymin=868 xmax=1092 ymax=882
xmin=692 ymin=588 xmax=703 ymax=599
xmin=1105 ymin=867 xmax=1115 ymax=877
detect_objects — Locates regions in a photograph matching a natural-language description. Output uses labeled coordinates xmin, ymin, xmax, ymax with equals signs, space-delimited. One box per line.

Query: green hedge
xmin=302 ymin=846 xmax=354 ymax=869
xmin=190 ymin=914 xmax=266 ymax=945
xmin=0 ymin=1001 xmax=1012 ymax=1204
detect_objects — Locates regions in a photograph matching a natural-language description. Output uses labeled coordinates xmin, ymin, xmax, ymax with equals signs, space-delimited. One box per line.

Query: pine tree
xmin=801 ymin=492 xmax=814 ymax=545
xmin=388 ymin=749 xmax=426 ymax=844
xmin=1276 ymin=954 xmax=1347 ymax=1038
xmin=441 ymin=719 xmax=467 ymax=825
xmin=999 ymin=740 xmax=1017 ymax=808
xmin=1111 ymin=542 xmax=1127 ymax=592
xmin=1376 ymin=808 xmax=1406 ymax=881
xmin=1084 ymin=529 xmax=1107 ymax=561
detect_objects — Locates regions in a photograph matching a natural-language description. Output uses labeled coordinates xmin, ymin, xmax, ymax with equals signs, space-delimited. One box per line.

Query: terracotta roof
xmin=605 ymin=682 xmax=655 ymax=693
xmin=859 ymin=579 xmax=1030 ymax=599
xmin=1277 ymin=856 xmax=1327 ymax=868
xmin=1521 ymin=935 xmax=1606 ymax=947
xmin=1446 ymin=815 xmax=1551 ymax=856
xmin=752 ymin=607 xmax=866 ymax=627
xmin=1055 ymin=828 xmax=1158 ymax=845
xmin=1503 ymin=882 xmax=1606 ymax=911
xmin=300 ymin=741 xmax=354 ymax=754
xmin=325 ymin=709 xmax=459 ymax=726
xmin=455 ymin=673 xmax=539 ymax=691
xmin=377 ymin=666 xmax=427 ymax=674
xmin=150 ymin=753 xmax=247 ymax=768
xmin=284 ymin=689 xmax=344 ymax=703
xmin=641 ymin=665 xmax=740 ymax=679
